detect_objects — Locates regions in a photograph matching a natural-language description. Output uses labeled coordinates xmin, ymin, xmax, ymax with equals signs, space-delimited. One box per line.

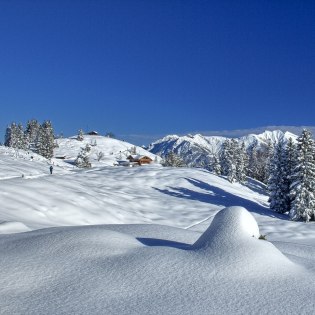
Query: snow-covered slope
xmin=1 ymin=145 xmax=315 ymax=314
xmin=149 ymin=130 xmax=298 ymax=166
xmin=1 ymin=207 xmax=315 ymax=314
xmin=55 ymin=135 xmax=160 ymax=166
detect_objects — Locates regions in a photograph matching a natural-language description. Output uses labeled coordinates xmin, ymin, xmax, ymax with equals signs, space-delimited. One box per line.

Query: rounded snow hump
xmin=193 ymin=206 xmax=260 ymax=250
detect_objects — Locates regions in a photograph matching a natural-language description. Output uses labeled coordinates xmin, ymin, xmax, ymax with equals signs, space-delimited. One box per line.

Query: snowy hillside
xmin=1 ymin=147 xmax=315 ymax=314
xmin=55 ymin=135 xmax=160 ymax=166
xmin=1 ymin=206 xmax=315 ymax=314
xmin=149 ymin=130 xmax=297 ymax=166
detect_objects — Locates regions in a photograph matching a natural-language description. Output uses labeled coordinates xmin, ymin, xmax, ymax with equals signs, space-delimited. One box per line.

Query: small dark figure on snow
xmin=49 ymin=166 xmax=53 ymax=174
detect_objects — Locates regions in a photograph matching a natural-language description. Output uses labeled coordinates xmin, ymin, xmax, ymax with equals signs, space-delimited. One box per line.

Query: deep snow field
xmin=1 ymin=140 xmax=315 ymax=314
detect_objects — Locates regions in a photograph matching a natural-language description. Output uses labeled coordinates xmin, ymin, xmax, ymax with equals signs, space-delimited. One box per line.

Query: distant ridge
xmin=118 ymin=125 xmax=315 ymax=145
xmin=149 ymin=129 xmax=299 ymax=167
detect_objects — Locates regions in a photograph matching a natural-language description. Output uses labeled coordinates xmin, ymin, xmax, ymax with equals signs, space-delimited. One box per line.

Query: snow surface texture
xmin=1 ymin=137 xmax=315 ymax=314
xmin=1 ymin=207 xmax=315 ymax=315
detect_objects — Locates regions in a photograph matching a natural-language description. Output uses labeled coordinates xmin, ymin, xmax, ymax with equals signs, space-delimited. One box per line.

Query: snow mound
xmin=193 ymin=206 xmax=260 ymax=249
xmin=0 ymin=221 xmax=31 ymax=234
xmin=193 ymin=206 xmax=294 ymax=274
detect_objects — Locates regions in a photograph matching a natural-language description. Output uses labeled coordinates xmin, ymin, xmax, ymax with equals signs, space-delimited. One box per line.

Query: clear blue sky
xmin=0 ymin=0 xmax=314 ymax=144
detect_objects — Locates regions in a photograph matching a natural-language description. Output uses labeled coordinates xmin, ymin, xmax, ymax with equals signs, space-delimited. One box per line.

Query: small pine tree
xmin=77 ymin=129 xmax=84 ymax=141
xmin=289 ymin=129 xmax=315 ymax=221
xmin=75 ymin=144 xmax=92 ymax=168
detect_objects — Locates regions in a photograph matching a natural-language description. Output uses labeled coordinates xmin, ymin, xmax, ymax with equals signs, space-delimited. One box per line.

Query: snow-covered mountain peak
xmin=149 ymin=129 xmax=300 ymax=167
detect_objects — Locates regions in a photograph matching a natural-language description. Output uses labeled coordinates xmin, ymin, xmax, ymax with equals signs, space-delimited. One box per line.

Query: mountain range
xmin=149 ymin=130 xmax=298 ymax=166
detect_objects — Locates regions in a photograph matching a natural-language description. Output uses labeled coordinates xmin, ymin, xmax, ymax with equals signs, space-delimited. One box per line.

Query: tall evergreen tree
xmin=268 ymin=140 xmax=290 ymax=213
xmin=35 ymin=121 xmax=55 ymax=159
xmin=220 ymin=140 xmax=231 ymax=176
xmin=4 ymin=124 xmax=13 ymax=147
xmin=235 ymin=142 xmax=247 ymax=183
xmin=227 ymin=139 xmax=238 ymax=183
xmin=247 ymin=143 xmax=259 ymax=180
xmin=25 ymin=119 xmax=40 ymax=149
xmin=4 ymin=122 xmax=27 ymax=149
xmin=212 ymin=154 xmax=221 ymax=175
xmin=262 ymin=141 xmax=274 ymax=183
xmin=289 ymin=130 xmax=315 ymax=221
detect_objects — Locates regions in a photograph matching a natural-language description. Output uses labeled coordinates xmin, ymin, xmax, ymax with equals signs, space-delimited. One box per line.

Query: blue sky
xmin=0 ymin=0 xmax=314 ymax=144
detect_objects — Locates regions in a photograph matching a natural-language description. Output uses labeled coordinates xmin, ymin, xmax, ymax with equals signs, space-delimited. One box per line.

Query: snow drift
xmin=1 ymin=207 xmax=314 ymax=315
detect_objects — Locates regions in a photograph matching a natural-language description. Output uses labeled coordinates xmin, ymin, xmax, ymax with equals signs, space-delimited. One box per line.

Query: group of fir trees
xmin=268 ymin=130 xmax=315 ymax=222
xmin=4 ymin=119 xmax=55 ymax=159
xmin=162 ymin=152 xmax=186 ymax=167
xmin=216 ymin=139 xmax=248 ymax=183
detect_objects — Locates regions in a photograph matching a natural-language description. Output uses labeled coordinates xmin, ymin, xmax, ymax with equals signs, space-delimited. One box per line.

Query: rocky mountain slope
xmin=149 ymin=130 xmax=297 ymax=166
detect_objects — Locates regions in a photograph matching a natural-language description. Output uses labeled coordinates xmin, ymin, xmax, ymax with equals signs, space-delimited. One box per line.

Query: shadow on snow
xmin=154 ymin=177 xmax=287 ymax=220
xmin=137 ymin=238 xmax=190 ymax=249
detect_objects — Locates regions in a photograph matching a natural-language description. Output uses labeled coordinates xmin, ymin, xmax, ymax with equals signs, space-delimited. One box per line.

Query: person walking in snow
xmin=49 ymin=165 xmax=53 ymax=175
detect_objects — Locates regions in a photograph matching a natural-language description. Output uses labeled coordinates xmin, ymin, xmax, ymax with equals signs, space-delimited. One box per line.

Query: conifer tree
xmin=212 ymin=155 xmax=221 ymax=175
xmin=162 ymin=152 xmax=185 ymax=167
xmin=236 ymin=142 xmax=247 ymax=183
xmin=227 ymin=139 xmax=238 ymax=183
xmin=75 ymin=144 xmax=92 ymax=168
xmin=25 ymin=119 xmax=40 ymax=149
xmin=247 ymin=143 xmax=259 ymax=180
xmin=220 ymin=140 xmax=231 ymax=177
xmin=268 ymin=140 xmax=290 ymax=213
xmin=4 ymin=124 xmax=13 ymax=147
xmin=77 ymin=129 xmax=84 ymax=141
xmin=289 ymin=130 xmax=315 ymax=221
xmin=35 ymin=121 xmax=55 ymax=159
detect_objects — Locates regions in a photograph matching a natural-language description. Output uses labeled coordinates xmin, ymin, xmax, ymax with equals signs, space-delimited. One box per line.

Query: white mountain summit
xmin=149 ymin=130 xmax=298 ymax=167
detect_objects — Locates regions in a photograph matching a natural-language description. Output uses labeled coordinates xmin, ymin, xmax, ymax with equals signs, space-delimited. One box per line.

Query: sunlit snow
xmin=0 ymin=136 xmax=315 ymax=314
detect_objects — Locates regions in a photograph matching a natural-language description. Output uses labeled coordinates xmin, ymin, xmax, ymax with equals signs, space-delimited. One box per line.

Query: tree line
xmin=209 ymin=129 xmax=315 ymax=221
xmin=164 ymin=129 xmax=315 ymax=222
xmin=4 ymin=119 xmax=55 ymax=159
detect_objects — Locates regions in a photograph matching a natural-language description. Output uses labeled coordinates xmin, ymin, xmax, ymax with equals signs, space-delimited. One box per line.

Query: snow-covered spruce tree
xmin=4 ymin=124 xmax=13 ymax=147
xmin=247 ymin=142 xmax=274 ymax=184
xmin=162 ymin=152 xmax=185 ymax=167
xmin=25 ymin=119 xmax=40 ymax=149
xmin=16 ymin=123 xmax=28 ymax=150
xmin=289 ymin=129 xmax=315 ymax=221
xmin=75 ymin=144 xmax=92 ymax=168
xmin=228 ymin=139 xmax=238 ymax=183
xmin=263 ymin=141 xmax=274 ymax=184
xmin=35 ymin=121 xmax=55 ymax=159
xmin=247 ymin=143 xmax=259 ymax=180
xmin=220 ymin=140 xmax=231 ymax=176
xmin=4 ymin=122 xmax=27 ymax=150
xmin=235 ymin=142 xmax=247 ymax=183
xmin=77 ymin=129 xmax=84 ymax=141
xmin=210 ymin=154 xmax=221 ymax=175
xmin=285 ymin=137 xmax=297 ymax=193
xmin=268 ymin=140 xmax=290 ymax=213
xmin=220 ymin=139 xmax=237 ymax=183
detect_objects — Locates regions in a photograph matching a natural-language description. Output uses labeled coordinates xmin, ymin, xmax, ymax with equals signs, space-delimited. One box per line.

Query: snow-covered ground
xmin=0 ymin=144 xmax=315 ymax=314
xmin=55 ymin=135 xmax=159 ymax=166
